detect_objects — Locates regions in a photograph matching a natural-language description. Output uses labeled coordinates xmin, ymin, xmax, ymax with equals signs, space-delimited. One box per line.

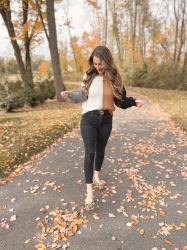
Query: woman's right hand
xmin=60 ymin=91 xmax=69 ymax=100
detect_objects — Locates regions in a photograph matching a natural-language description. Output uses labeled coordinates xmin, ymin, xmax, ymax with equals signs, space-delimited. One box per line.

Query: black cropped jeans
xmin=80 ymin=110 xmax=113 ymax=184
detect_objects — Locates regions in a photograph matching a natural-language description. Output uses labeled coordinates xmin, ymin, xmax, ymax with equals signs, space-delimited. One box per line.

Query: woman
xmin=61 ymin=46 xmax=144 ymax=210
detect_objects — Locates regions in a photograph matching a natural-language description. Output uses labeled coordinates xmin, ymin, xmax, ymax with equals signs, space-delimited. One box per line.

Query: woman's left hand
xmin=135 ymin=99 xmax=144 ymax=108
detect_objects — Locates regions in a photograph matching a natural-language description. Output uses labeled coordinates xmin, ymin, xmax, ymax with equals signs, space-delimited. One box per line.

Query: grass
xmin=128 ymin=86 xmax=187 ymax=134
xmin=0 ymin=97 xmax=81 ymax=178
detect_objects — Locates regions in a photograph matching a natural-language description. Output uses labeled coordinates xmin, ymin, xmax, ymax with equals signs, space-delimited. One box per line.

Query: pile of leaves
xmin=33 ymin=208 xmax=87 ymax=250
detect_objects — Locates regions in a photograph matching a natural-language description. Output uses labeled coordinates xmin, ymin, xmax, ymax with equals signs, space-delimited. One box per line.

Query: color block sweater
xmin=67 ymin=74 xmax=137 ymax=114
xmin=81 ymin=75 xmax=115 ymax=114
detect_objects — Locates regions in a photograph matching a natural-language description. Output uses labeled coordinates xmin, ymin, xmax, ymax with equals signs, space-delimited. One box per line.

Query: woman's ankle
xmin=94 ymin=170 xmax=100 ymax=181
xmin=85 ymin=183 xmax=93 ymax=202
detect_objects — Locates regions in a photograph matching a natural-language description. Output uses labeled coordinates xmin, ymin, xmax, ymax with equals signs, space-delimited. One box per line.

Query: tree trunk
xmin=25 ymin=39 xmax=34 ymax=88
xmin=46 ymin=0 xmax=65 ymax=101
xmin=104 ymin=0 xmax=108 ymax=46
xmin=176 ymin=0 xmax=186 ymax=69
xmin=181 ymin=49 xmax=187 ymax=84
xmin=132 ymin=0 xmax=138 ymax=65
xmin=22 ymin=0 xmax=34 ymax=89
xmin=111 ymin=1 xmax=123 ymax=64
xmin=172 ymin=0 xmax=179 ymax=89
xmin=0 ymin=8 xmax=33 ymax=89
xmin=67 ymin=23 xmax=80 ymax=73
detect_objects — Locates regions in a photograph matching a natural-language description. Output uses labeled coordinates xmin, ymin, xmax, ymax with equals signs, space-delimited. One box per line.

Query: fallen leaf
xmin=24 ymin=239 xmax=31 ymax=244
xmin=164 ymin=239 xmax=174 ymax=246
xmin=180 ymin=222 xmax=186 ymax=228
xmin=10 ymin=215 xmax=17 ymax=221
xmin=126 ymin=222 xmax=132 ymax=227
xmin=139 ymin=228 xmax=145 ymax=235
xmin=112 ymin=236 xmax=116 ymax=241
xmin=108 ymin=213 xmax=115 ymax=218
xmin=35 ymin=243 xmax=47 ymax=250
xmin=93 ymin=214 xmax=100 ymax=220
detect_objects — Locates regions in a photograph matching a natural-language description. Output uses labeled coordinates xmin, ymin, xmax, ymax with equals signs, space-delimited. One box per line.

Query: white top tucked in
xmin=81 ymin=75 xmax=104 ymax=114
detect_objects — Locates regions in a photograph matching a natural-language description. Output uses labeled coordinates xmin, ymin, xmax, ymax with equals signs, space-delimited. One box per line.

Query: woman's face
xmin=93 ymin=56 xmax=105 ymax=75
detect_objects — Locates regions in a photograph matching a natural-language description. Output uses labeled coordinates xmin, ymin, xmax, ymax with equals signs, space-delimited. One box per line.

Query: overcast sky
xmin=0 ymin=0 xmax=92 ymax=58
xmin=0 ymin=0 xmax=164 ymax=59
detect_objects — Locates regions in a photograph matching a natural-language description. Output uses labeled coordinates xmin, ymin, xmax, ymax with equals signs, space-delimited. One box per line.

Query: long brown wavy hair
xmin=83 ymin=46 xmax=124 ymax=99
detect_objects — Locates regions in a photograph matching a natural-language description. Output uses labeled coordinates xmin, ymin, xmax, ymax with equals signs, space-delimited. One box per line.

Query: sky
xmin=0 ymin=0 xmax=92 ymax=58
xmin=0 ymin=0 xmax=164 ymax=59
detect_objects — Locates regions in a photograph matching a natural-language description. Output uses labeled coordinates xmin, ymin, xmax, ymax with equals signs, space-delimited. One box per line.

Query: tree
xmin=0 ymin=0 xmax=36 ymax=90
xmin=35 ymin=0 xmax=65 ymax=101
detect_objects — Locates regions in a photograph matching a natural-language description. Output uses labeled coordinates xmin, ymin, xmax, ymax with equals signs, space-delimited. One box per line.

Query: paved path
xmin=0 ymin=95 xmax=187 ymax=250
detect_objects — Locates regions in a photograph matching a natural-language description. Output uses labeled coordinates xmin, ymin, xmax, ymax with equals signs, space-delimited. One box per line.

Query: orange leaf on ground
xmin=164 ymin=239 xmax=174 ymax=246
xmin=139 ymin=228 xmax=145 ymax=235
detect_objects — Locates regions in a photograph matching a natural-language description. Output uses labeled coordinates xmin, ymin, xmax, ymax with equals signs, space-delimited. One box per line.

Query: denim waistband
xmin=91 ymin=110 xmax=111 ymax=115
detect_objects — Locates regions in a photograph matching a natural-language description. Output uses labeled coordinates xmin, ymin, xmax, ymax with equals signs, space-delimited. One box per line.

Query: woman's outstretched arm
xmin=114 ymin=87 xmax=143 ymax=109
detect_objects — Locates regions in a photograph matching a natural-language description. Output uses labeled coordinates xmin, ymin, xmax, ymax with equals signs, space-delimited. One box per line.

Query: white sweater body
xmin=81 ymin=75 xmax=103 ymax=114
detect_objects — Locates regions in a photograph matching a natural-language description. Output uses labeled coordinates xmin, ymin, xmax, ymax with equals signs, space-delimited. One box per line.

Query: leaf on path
xmin=126 ymin=222 xmax=132 ymax=227
xmin=125 ymin=189 xmax=134 ymax=202
xmin=10 ymin=215 xmax=17 ymax=221
xmin=108 ymin=213 xmax=115 ymax=218
xmin=180 ymin=222 xmax=186 ymax=228
xmin=117 ymin=206 xmax=124 ymax=213
xmin=130 ymin=214 xmax=139 ymax=226
xmin=122 ymin=211 xmax=129 ymax=218
xmin=158 ymin=208 xmax=166 ymax=217
xmin=181 ymin=167 xmax=187 ymax=180
xmin=24 ymin=239 xmax=31 ymax=244
xmin=76 ymin=179 xmax=82 ymax=184
xmin=1 ymin=220 xmax=10 ymax=229
xmin=34 ymin=207 xmax=87 ymax=247
xmin=93 ymin=213 xmax=100 ymax=220
xmin=170 ymin=192 xmax=180 ymax=199
xmin=139 ymin=228 xmax=145 ymax=235
xmin=164 ymin=239 xmax=174 ymax=246
xmin=11 ymin=198 xmax=16 ymax=203
xmin=35 ymin=243 xmax=47 ymax=250
xmin=51 ymin=243 xmax=58 ymax=248
xmin=30 ymin=185 xmax=40 ymax=194
xmin=0 ymin=205 xmax=6 ymax=211
xmin=112 ymin=236 xmax=116 ymax=241
xmin=37 ymin=222 xmax=46 ymax=234
xmin=157 ymin=223 xmax=173 ymax=236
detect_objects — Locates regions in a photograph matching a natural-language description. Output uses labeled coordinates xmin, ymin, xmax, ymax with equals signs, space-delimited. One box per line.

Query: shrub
xmin=127 ymin=62 xmax=187 ymax=90
xmin=0 ymin=81 xmax=25 ymax=112
xmin=37 ymin=79 xmax=56 ymax=100
xmin=0 ymin=79 xmax=55 ymax=112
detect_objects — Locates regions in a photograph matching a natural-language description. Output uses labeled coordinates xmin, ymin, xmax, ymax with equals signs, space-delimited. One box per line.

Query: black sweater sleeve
xmin=114 ymin=87 xmax=137 ymax=109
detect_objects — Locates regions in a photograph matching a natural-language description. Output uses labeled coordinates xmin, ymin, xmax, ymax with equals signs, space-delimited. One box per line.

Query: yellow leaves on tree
xmin=28 ymin=0 xmax=37 ymax=11
xmin=11 ymin=20 xmax=32 ymax=41
xmin=86 ymin=0 xmax=100 ymax=10
xmin=82 ymin=31 xmax=99 ymax=50
xmin=67 ymin=31 xmax=100 ymax=73
xmin=33 ymin=20 xmax=42 ymax=33
xmin=154 ymin=31 xmax=168 ymax=44
xmin=38 ymin=63 xmax=47 ymax=74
